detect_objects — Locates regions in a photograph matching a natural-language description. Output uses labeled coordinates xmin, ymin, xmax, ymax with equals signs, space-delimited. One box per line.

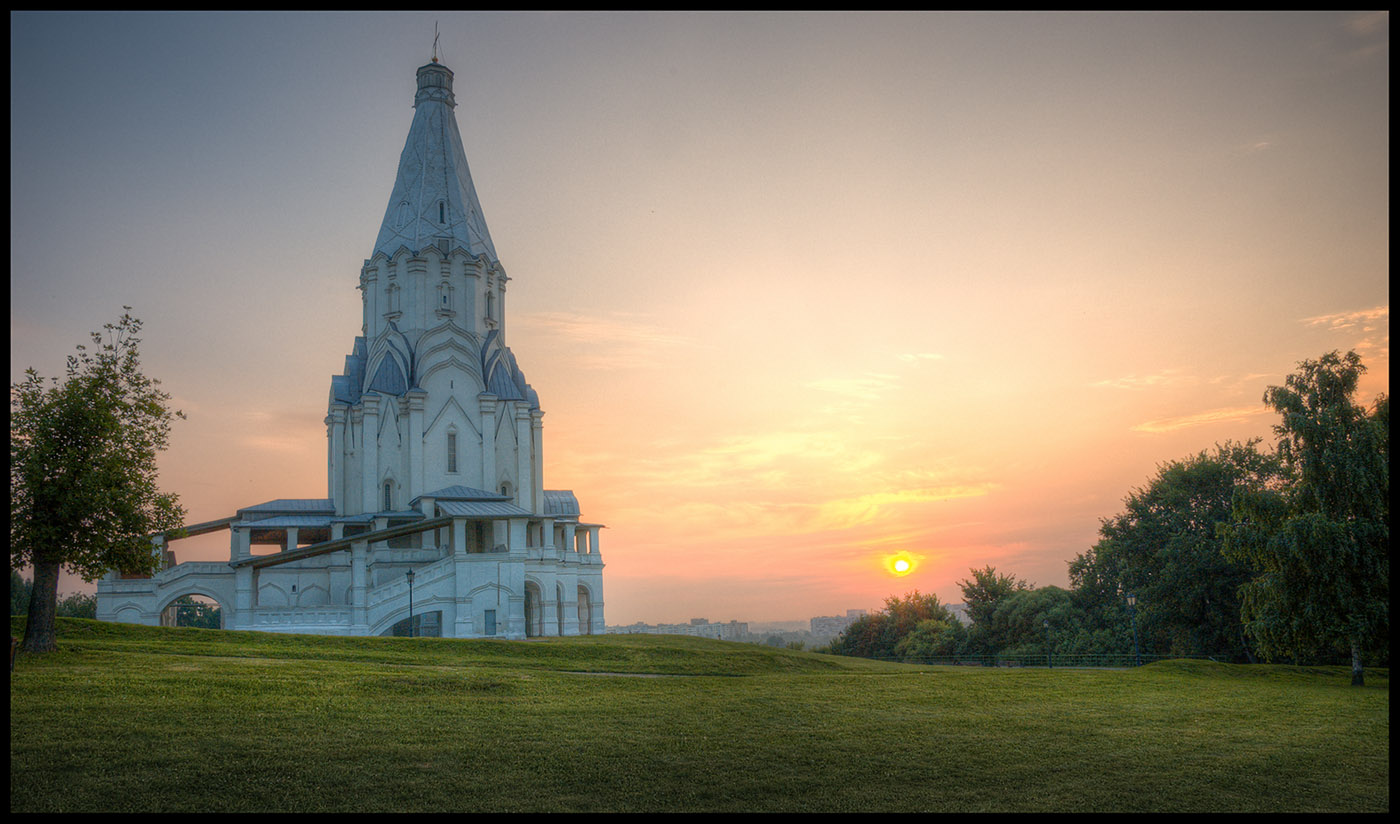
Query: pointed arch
xmin=367 ymin=355 xmax=408 ymax=396
xmin=379 ymin=472 xmax=399 ymax=511
xmin=577 ymin=585 xmax=594 ymax=635
xmin=425 ymin=394 xmax=481 ymax=439
xmin=377 ymin=402 xmax=403 ymax=446
xmin=258 ymin=581 xmax=290 ymax=607
xmin=296 ymin=584 xmax=329 ymax=607
xmin=524 ymin=579 xmax=544 ymax=638
xmin=364 ymin=326 xmax=416 ymax=397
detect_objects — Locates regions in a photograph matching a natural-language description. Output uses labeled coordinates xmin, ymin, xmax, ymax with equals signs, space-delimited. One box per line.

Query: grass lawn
xmin=8 ymin=618 xmax=1389 ymax=812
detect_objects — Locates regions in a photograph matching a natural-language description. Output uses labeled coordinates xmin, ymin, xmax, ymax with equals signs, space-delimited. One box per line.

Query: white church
xmin=96 ymin=57 xmax=606 ymax=638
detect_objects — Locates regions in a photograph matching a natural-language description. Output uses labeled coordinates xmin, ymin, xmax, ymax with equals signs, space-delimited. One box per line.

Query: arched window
xmin=446 ymin=430 xmax=458 ymax=474
xmin=383 ymin=480 xmax=393 ymax=512
xmin=577 ymin=586 xmax=592 ymax=635
xmin=438 ymin=201 xmax=446 ymax=224
xmin=437 ymin=281 xmax=454 ymax=317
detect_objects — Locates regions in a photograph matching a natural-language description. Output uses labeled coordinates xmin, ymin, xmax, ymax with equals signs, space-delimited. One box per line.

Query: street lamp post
xmin=406 ymin=568 xmax=416 ymax=638
xmin=1127 ymin=592 xmax=1140 ymax=667
xmin=1043 ymin=618 xmax=1052 ymax=669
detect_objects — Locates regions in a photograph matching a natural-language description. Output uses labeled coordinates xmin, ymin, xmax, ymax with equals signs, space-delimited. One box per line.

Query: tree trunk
xmin=21 ymin=560 xmax=60 ymax=653
xmin=1350 ymin=640 xmax=1364 ymax=687
xmin=1239 ymin=626 xmax=1257 ymax=665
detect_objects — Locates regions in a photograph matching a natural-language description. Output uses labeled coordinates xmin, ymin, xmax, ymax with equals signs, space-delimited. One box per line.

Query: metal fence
xmin=890 ymin=652 xmax=1215 ymax=669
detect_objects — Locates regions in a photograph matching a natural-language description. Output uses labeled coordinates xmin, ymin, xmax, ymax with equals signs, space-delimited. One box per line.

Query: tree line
xmin=10 ymin=570 xmax=98 ymax=620
xmin=824 ymin=351 xmax=1389 ymax=685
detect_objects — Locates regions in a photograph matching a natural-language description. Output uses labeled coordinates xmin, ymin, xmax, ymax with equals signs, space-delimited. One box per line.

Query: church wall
xmin=342 ymin=412 xmax=363 ymax=515
xmin=492 ymin=406 xmax=522 ymax=502
xmin=364 ymin=248 xmax=494 ymax=341
xmin=420 ymin=379 xmax=486 ymax=491
xmin=377 ymin=404 xmax=408 ymax=510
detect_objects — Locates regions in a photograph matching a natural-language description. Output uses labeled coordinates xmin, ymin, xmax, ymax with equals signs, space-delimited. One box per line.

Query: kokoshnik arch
xmin=96 ymin=57 xmax=606 ymax=638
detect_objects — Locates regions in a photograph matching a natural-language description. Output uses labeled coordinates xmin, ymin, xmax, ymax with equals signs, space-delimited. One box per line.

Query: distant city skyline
xmin=10 ymin=11 xmax=1389 ymax=624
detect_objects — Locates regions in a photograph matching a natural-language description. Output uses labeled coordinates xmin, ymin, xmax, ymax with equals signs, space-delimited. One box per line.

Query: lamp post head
xmin=406 ymin=569 xmax=415 ymax=584
xmin=1042 ymin=618 xmax=1049 ymax=629
xmin=1127 ymin=592 xmax=1136 ymax=607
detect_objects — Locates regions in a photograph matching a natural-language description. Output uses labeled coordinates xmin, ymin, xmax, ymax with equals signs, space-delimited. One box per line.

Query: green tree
xmin=55 ymin=592 xmax=97 ymax=619
xmin=892 ymin=615 xmax=967 ymax=662
xmin=10 ymin=569 xmax=33 ymax=616
xmin=1222 ymin=351 xmax=1388 ymax=685
xmin=10 ymin=310 xmax=185 ymax=653
xmin=166 ymin=595 xmax=222 ymax=629
xmin=957 ymin=566 xmax=1031 ymax=654
xmin=1068 ymin=441 xmax=1280 ymax=662
xmin=985 ymin=586 xmax=1084 ymax=658
xmin=827 ymin=591 xmax=956 ymax=661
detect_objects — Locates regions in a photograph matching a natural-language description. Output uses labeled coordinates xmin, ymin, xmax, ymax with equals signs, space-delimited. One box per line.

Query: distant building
xmin=607 ymin=618 xmax=749 ymax=641
xmin=810 ymin=609 xmax=869 ymax=638
xmin=96 ymin=56 xmax=605 ymax=639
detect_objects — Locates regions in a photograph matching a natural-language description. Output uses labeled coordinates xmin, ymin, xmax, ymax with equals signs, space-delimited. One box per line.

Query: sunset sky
xmin=10 ymin=12 xmax=1389 ymax=625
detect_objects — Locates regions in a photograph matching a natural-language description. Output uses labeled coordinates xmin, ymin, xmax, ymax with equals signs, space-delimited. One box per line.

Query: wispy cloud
xmin=237 ymin=407 xmax=322 ymax=453
xmin=813 ymin=484 xmax=997 ymax=532
xmin=513 ymin=311 xmax=691 ymax=369
xmin=801 ymin=354 xmax=942 ymax=409
xmin=1301 ymin=305 xmax=1390 ymax=362
xmin=804 ymin=373 xmax=901 ymax=399
xmin=1301 ymin=305 xmax=1388 ymax=331
xmin=1131 ymin=405 xmax=1269 ymax=434
xmin=1328 ymin=12 xmax=1390 ymax=67
xmin=1090 ymin=368 xmax=1197 ymax=391
xmin=242 ymin=433 xmax=318 ymax=453
xmin=1344 ymin=10 xmax=1389 ymax=37
xmin=1232 ymin=138 xmax=1278 ymax=157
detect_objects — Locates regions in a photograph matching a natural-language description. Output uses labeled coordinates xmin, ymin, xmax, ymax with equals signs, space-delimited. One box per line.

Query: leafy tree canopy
xmin=1068 ymin=440 xmax=1280 ymax=662
xmin=957 ymin=566 xmax=1031 ymax=628
xmin=827 ymin=590 xmax=956 ymax=661
xmin=10 ymin=310 xmax=185 ymax=652
xmin=1222 ymin=351 xmax=1388 ymax=684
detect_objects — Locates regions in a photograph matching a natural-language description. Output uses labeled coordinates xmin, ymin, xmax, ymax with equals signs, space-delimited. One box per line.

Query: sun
xmin=883 ymin=552 xmax=922 ymax=577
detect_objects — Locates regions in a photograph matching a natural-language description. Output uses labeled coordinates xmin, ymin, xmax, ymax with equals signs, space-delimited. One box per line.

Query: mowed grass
xmin=8 ymin=619 xmax=1388 ymax=812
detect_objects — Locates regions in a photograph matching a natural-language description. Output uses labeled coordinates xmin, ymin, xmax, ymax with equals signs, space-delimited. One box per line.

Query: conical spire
xmin=372 ymin=61 xmax=498 ymax=261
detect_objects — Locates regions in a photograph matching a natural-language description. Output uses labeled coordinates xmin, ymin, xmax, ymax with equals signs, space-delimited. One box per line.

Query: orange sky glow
xmin=10 ymin=12 xmax=1389 ymax=624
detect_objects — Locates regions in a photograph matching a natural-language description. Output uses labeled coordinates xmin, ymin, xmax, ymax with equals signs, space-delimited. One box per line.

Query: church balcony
xmin=525 ymin=545 xmax=565 ymax=563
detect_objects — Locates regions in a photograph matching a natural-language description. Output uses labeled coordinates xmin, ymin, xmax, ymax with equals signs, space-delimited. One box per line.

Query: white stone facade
xmin=97 ymin=59 xmax=604 ymax=639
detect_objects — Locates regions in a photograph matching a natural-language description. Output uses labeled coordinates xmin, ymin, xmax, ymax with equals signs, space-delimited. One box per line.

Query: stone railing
xmin=252 ymin=608 xmax=353 ymax=628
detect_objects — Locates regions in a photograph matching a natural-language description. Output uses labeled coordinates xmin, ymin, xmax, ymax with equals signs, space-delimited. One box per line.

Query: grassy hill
xmin=8 ymin=618 xmax=1389 ymax=812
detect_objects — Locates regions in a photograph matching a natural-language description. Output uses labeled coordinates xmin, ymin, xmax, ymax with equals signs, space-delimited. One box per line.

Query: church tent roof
xmin=371 ymin=61 xmax=498 ymax=261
